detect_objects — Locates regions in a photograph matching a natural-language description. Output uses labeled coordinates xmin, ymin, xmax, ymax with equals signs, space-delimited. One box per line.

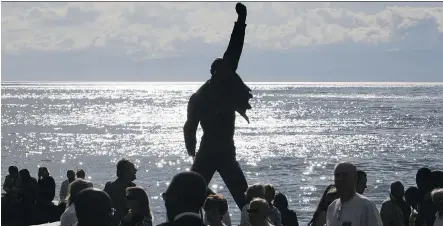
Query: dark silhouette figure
xmin=380 ymin=181 xmax=410 ymax=226
xmin=17 ymin=169 xmax=38 ymax=226
xmin=2 ymin=166 xmax=21 ymax=222
xmin=308 ymin=185 xmax=336 ymax=226
xmin=158 ymin=171 xmax=207 ymax=226
xmin=184 ymin=2 xmax=252 ymax=211
xmin=404 ymin=186 xmax=420 ymax=226
xmin=356 ymin=170 xmax=367 ymax=195
xmin=36 ymin=167 xmax=56 ymax=204
xmin=60 ymin=170 xmax=76 ymax=203
xmin=77 ymin=169 xmax=94 ymax=187
xmin=104 ymin=159 xmax=137 ymax=226
xmin=119 ymin=186 xmax=153 ymax=226
xmin=432 ymin=170 xmax=443 ymax=189
xmin=274 ymin=193 xmax=299 ymax=226
xmin=75 ymin=188 xmax=114 ymax=226
xmin=414 ymin=167 xmax=436 ymax=226
xmin=34 ymin=167 xmax=57 ymax=224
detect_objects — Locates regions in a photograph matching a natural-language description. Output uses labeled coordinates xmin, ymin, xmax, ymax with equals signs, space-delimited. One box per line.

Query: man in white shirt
xmin=326 ymin=162 xmax=382 ymax=226
xmin=432 ymin=188 xmax=443 ymax=226
xmin=60 ymin=170 xmax=76 ymax=203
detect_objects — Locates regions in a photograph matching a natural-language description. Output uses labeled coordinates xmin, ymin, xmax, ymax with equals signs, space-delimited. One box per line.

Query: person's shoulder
xmin=355 ymin=194 xmax=378 ymax=209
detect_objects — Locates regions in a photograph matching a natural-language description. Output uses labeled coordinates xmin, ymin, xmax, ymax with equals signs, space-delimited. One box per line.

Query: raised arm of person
xmin=183 ymin=93 xmax=200 ymax=157
xmin=222 ymin=3 xmax=247 ymax=72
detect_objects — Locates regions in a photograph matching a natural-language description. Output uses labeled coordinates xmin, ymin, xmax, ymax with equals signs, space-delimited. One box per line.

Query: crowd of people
xmin=2 ymin=159 xmax=442 ymax=226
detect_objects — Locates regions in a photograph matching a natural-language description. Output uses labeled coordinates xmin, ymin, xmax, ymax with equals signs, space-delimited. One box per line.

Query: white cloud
xmin=1 ymin=2 xmax=443 ymax=59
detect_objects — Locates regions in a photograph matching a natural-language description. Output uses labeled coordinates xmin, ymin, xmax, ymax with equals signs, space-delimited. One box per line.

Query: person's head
xmin=204 ymin=194 xmax=228 ymax=224
xmin=432 ymin=170 xmax=443 ymax=189
xmin=390 ymin=181 xmax=405 ymax=199
xmin=19 ymin=169 xmax=31 ymax=182
xmin=431 ymin=188 xmax=443 ymax=212
xmin=248 ymin=198 xmax=270 ymax=226
xmin=125 ymin=187 xmax=152 ymax=217
xmin=67 ymin=179 xmax=92 ymax=206
xmin=245 ymin=184 xmax=266 ymax=204
xmin=405 ymin=186 xmax=420 ymax=209
xmin=162 ymin=171 xmax=207 ymax=222
xmin=416 ymin=167 xmax=432 ymax=192
xmin=75 ymin=188 xmax=114 ymax=226
xmin=308 ymin=185 xmax=338 ymax=226
xmin=38 ymin=167 xmax=49 ymax=178
xmin=67 ymin=170 xmax=76 ymax=181
xmin=76 ymin=169 xmax=86 ymax=179
xmin=273 ymin=193 xmax=288 ymax=210
xmin=356 ymin=170 xmax=367 ymax=194
xmin=116 ymin=159 xmax=137 ymax=182
xmin=8 ymin=166 xmax=19 ymax=177
xmin=334 ymin=162 xmax=358 ymax=199
xmin=264 ymin=184 xmax=276 ymax=204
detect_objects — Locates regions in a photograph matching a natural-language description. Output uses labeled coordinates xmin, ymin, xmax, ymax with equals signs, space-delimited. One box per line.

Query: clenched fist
xmin=236 ymin=2 xmax=247 ymax=18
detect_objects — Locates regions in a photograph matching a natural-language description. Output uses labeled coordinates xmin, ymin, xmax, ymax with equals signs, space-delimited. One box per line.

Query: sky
xmin=1 ymin=1 xmax=443 ymax=82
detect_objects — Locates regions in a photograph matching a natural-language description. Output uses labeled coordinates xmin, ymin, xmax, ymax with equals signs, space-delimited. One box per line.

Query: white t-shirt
xmin=434 ymin=212 xmax=443 ymax=226
xmin=326 ymin=193 xmax=382 ymax=226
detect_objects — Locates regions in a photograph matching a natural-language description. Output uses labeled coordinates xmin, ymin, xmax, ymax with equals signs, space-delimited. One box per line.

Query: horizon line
xmin=2 ymin=81 xmax=443 ymax=85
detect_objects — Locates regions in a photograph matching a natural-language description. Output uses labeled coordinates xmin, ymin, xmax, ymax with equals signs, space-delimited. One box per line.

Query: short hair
xmin=249 ymin=198 xmax=270 ymax=215
xmin=357 ymin=170 xmax=367 ymax=181
xmin=203 ymin=194 xmax=228 ymax=216
xmin=431 ymin=188 xmax=443 ymax=202
xmin=67 ymin=170 xmax=75 ymax=177
xmin=245 ymin=184 xmax=266 ymax=204
xmin=164 ymin=171 xmax=207 ymax=209
xmin=8 ymin=166 xmax=18 ymax=174
xmin=67 ymin=179 xmax=92 ymax=206
xmin=76 ymin=169 xmax=86 ymax=178
xmin=75 ymin=188 xmax=112 ymax=226
xmin=116 ymin=159 xmax=134 ymax=178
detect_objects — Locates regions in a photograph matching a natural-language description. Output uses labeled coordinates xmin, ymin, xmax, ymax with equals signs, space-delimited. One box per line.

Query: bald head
xmin=334 ymin=162 xmax=358 ymax=199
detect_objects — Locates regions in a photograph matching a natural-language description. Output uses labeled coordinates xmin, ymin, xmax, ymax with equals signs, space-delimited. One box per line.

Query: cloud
xmin=1 ymin=2 xmax=443 ymax=59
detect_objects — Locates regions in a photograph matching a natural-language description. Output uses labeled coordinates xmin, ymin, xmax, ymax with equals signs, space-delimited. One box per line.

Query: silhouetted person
xmin=380 ymin=181 xmax=410 ymax=226
xmin=3 ymin=165 xmax=20 ymax=194
xmin=404 ymin=187 xmax=420 ymax=226
xmin=77 ymin=169 xmax=93 ymax=187
xmin=431 ymin=188 xmax=443 ymax=226
xmin=274 ymin=193 xmax=299 ymax=226
xmin=184 ymin=2 xmax=252 ymax=211
xmin=34 ymin=167 xmax=57 ymax=224
xmin=240 ymin=184 xmax=266 ymax=226
xmin=204 ymin=190 xmax=232 ymax=226
xmin=326 ymin=162 xmax=382 ymax=226
xmin=36 ymin=167 xmax=56 ymax=204
xmin=415 ymin=167 xmax=436 ymax=226
xmin=2 ymin=166 xmax=21 ymax=222
xmin=308 ymin=185 xmax=336 ymax=226
xmin=356 ymin=170 xmax=367 ymax=195
xmin=17 ymin=169 xmax=38 ymax=225
xmin=104 ymin=159 xmax=137 ymax=226
xmin=61 ymin=179 xmax=92 ymax=226
xmin=264 ymin=184 xmax=282 ymax=226
xmin=432 ymin=170 xmax=443 ymax=189
xmin=203 ymin=194 xmax=229 ymax=226
xmin=119 ymin=186 xmax=153 ymax=226
xmin=248 ymin=198 xmax=274 ymax=226
xmin=158 ymin=171 xmax=207 ymax=226
xmin=60 ymin=170 xmax=76 ymax=204
xmin=75 ymin=188 xmax=114 ymax=226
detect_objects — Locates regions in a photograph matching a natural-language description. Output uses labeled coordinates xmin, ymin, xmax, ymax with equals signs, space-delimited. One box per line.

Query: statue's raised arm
xmin=222 ymin=3 xmax=247 ymax=72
